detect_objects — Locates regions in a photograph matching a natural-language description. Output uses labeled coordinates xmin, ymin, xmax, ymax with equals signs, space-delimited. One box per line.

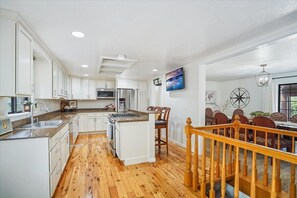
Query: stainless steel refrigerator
xmin=116 ymin=88 xmax=138 ymax=112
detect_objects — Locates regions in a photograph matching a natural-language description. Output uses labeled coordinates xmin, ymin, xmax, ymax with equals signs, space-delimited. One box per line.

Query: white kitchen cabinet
xmin=79 ymin=113 xmax=108 ymax=133
xmin=58 ymin=67 xmax=64 ymax=96
xmin=33 ymin=44 xmax=53 ymax=99
xmin=52 ymin=61 xmax=59 ymax=98
xmin=0 ymin=123 xmax=69 ymax=198
xmin=0 ymin=18 xmax=16 ymax=96
xmin=60 ymin=131 xmax=69 ymax=169
xmin=79 ymin=113 xmax=88 ymax=132
xmin=0 ymin=18 xmax=34 ymax=97
xmin=117 ymin=79 xmax=137 ymax=89
xmin=87 ymin=116 xmax=104 ymax=132
xmin=71 ymin=77 xmax=81 ymax=99
xmin=16 ymin=24 xmax=33 ymax=96
xmin=97 ymin=80 xmax=115 ymax=89
xmin=81 ymin=79 xmax=96 ymax=100
xmin=139 ymin=93 xmax=149 ymax=111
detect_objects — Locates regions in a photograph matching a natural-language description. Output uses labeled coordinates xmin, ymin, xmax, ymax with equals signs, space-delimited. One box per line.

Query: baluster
xmin=209 ymin=139 xmax=215 ymax=198
xmin=216 ymin=141 xmax=220 ymax=178
xmin=271 ymin=158 xmax=277 ymax=198
xmin=263 ymin=132 xmax=268 ymax=186
xmin=250 ymin=151 xmax=257 ymax=198
xmin=201 ymin=137 xmax=206 ymax=197
xmin=192 ymin=134 xmax=199 ymax=191
xmin=221 ymin=142 xmax=226 ymax=198
xmin=234 ymin=146 xmax=240 ymax=198
xmin=276 ymin=134 xmax=281 ymax=192
xmin=290 ymin=139 xmax=296 ymax=198
xmin=243 ymin=128 xmax=248 ymax=176
xmin=184 ymin=118 xmax=193 ymax=187
xmin=228 ymin=142 xmax=233 ymax=174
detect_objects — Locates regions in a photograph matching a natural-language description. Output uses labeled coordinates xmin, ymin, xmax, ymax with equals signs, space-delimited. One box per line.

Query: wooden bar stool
xmin=155 ymin=107 xmax=171 ymax=155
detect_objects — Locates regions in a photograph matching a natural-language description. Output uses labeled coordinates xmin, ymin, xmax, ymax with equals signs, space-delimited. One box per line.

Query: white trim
xmin=123 ymin=156 xmax=152 ymax=166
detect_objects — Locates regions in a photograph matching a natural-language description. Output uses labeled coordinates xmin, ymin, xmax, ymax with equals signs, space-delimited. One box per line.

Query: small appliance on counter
xmin=60 ymin=100 xmax=77 ymax=112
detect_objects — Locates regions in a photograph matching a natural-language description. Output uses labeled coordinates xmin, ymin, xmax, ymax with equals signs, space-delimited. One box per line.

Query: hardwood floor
xmin=54 ymin=133 xmax=199 ymax=198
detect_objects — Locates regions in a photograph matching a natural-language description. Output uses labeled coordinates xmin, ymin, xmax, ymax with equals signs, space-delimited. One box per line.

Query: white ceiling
xmin=1 ymin=0 xmax=297 ymax=80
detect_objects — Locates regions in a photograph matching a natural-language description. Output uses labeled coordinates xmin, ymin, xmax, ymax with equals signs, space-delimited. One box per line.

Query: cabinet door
xmin=95 ymin=117 xmax=104 ymax=131
xmin=87 ymin=116 xmax=96 ymax=131
xmin=16 ymin=25 xmax=32 ymax=95
xmin=52 ymin=62 xmax=59 ymax=98
xmin=58 ymin=67 xmax=64 ymax=96
xmin=88 ymin=80 xmax=96 ymax=99
xmin=0 ymin=18 xmax=16 ymax=96
xmin=106 ymin=81 xmax=115 ymax=88
xmin=79 ymin=114 xmax=88 ymax=132
xmin=139 ymin=93 xmax=149 ymax=111
xmin=116 ymin=128 xmax=121 ymax=159
xmin=137 ymin=81 xmax=148 ymax=93
xmin=81 ymin=79 xmax=89 ymax=99
xmin=96 ymin=80 xmax=106 ymax=88
xmin=71 ymin=77 xmax=81 ymax=99
xmin=60 ymin=132 xmax=69 ymax=169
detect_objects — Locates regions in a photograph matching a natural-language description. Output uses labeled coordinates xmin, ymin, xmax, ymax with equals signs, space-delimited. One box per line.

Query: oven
xmin=107 ymin=117 xmax=116 ymax=156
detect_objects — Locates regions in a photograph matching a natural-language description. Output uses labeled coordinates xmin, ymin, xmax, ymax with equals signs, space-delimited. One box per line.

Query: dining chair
xmin=252 ymin=116 xmax=291 ymax=152
xmin=231 ymin=114 xmax=253 ymax=141
xmin=213 ymin=112 xmax=229 ymax=136
xmin=269 ymin=112 xmax=287 ymax=122
xmin=155 ymin=107 xmax=171 ymax=155
xmin=205 ymin=108 xmax=214 ymax=125
xmin=233 ymin=108 xmax=244 ymax=116
xmin=290 ymin=114 xmax=297 ymax=123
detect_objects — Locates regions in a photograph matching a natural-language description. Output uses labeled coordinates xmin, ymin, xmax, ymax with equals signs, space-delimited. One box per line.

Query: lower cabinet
xmin=79 ymin=112 xmax=109 ymax=133
xmin=0 ymin=123 xmax=70 ymax=198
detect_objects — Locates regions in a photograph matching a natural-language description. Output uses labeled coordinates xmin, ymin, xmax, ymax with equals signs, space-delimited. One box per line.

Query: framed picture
xmin=69 ymin=100 xmax=77 ymax=109
xmin=0 ymin=118 xmax=13 ymax=136
xmin=205 ymin=90 xmax=216 ymax=104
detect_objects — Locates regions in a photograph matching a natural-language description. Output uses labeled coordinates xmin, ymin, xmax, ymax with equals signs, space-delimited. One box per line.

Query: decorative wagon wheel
xmin=229 ymin=87 xmax=250 ymax=108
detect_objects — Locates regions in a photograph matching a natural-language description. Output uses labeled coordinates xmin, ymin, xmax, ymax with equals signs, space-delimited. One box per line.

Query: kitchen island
xmin=108 ymin=110 xmax=156 ymax=165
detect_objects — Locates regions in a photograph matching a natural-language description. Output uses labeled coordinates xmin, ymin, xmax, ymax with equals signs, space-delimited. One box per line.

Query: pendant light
xmin=256 ymin=64 xmax=272 ymax=87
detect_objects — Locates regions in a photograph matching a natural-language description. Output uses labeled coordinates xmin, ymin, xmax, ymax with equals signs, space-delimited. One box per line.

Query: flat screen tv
xmin=165 ymin=67 xmax=185 ymax=91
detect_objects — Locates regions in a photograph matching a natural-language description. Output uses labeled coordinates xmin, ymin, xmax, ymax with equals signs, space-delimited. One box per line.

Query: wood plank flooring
xmin=54 ymin=133 xmax=199 ymax=198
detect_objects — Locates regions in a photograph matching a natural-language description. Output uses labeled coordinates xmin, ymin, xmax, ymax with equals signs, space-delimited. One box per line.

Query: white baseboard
xmin=123 ymin=156 xmax=152 ymax=166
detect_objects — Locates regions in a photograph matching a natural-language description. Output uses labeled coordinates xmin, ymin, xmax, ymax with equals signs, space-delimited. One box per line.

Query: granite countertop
xmin=0 ymin=109 xmax=112 ymax=141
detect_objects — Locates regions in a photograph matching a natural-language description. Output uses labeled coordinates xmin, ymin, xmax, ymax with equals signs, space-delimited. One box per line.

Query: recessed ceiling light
xmin=152 ymin=69 xmax=158 ymax=72
xmin=72 ymin=31 xmax=85 ymax=38
xmin=81 ymin=64 xmax=88 ymax=68
xmin=83 ymin=74 xmax=89 ymax=77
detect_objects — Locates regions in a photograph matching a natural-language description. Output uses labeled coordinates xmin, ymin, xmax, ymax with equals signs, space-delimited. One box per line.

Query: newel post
xmin=184 ymin=117 xmax=193 ymax=187
xmin=233 ymin=115 xmax=240 ymax=140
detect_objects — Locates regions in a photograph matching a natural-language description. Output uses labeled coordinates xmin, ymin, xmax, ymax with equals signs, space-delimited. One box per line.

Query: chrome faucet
xmin=31 ymin=101 xmax=49 ymax=124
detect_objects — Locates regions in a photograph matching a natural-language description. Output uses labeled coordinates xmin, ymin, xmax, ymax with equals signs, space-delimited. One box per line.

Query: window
xmin=8 ymin=97 xmax=30 ymax=114
xmin=278 ymin=83 xmax=297 ymax=119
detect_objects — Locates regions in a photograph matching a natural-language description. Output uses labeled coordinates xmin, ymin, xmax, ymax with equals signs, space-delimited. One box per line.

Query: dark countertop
xmin=0 ymin=108 xmax=116 ymax=141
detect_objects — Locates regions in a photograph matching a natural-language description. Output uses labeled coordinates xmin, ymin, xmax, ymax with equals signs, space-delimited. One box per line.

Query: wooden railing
xmin=184 ymin=116 xmax=297 ymax=198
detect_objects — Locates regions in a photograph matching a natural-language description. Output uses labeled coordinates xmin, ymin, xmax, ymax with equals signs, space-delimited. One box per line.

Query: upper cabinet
xmin=52 ymin=61 xmax=69 ymax=98
xmin=0 ymin=18 xmax=33 ymax=97
xmin=71 ymin=77 xmax=81 ymax=99
xmin=16 ymin=25 xmax=33 ymax=95
xmin=33 ymin=43 xmax=53 ymax=99
xmin=82 ymin=79 xmax=96 ymax=100
xmin=96 ymin=80 xmax=115 ymax=89
xmin=117 ymin=79 xmax=137 ymax=89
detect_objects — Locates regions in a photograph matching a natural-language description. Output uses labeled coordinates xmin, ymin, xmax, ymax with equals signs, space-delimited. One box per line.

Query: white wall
xmin=150 ymin=63 xmax=205 ymax=149
xmin=206 ymin=81 xmax=221 ymax=110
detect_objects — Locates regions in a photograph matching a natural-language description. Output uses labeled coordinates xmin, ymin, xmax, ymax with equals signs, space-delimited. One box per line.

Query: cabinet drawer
xmin=50 ymin=141 xmax=61 ymax=174
xmin=49 ymin=130 xmax=61 ymax=150
xmin=50 ymin=160 xmax=61 ymax=197
xmin=88 ymin=113 xmax=101 ymax=117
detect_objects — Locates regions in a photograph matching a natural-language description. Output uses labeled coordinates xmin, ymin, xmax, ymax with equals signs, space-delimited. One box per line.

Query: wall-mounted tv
xmin=165 ymin=67 xmax=185 ymax=91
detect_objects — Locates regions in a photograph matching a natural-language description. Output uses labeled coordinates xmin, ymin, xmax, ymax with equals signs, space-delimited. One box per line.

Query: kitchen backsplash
xmin=77 ymin=100 xmax=114 ymax=109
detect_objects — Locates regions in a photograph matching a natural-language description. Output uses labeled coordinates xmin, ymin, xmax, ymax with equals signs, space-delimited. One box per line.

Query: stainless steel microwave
xmin=96 ymin=88 xmax=115 ymax=100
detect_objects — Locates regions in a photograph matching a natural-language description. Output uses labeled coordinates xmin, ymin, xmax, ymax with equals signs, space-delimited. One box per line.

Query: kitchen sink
xmin=18 ymin=120 xmax=64 ymax=129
